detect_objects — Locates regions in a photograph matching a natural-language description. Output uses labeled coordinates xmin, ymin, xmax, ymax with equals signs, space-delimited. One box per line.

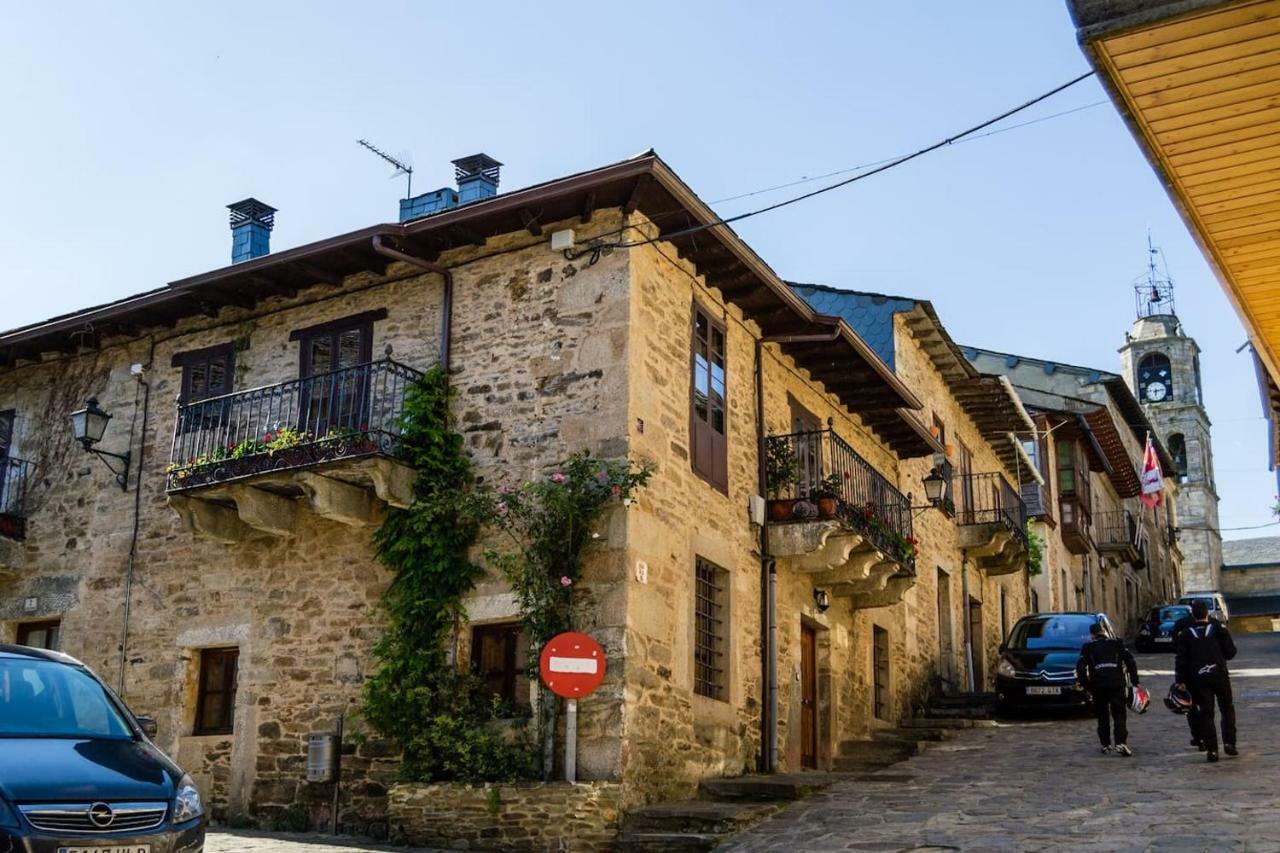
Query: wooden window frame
xmin=288 ymin=309 xmax=386 ymax=377
xmin=16 ymin=619 xmax=60 ymax=650
xmin=194 ymin=647 xmax=239 ymax=736
xmin=693 ymin=557 xmax=729 ymax=702
xmin=470 ymin=622 xmax=529 ymax=711
xmin=689 ymin=303 xmax=728 ymax=493
xmin=171 ymin=343 xmax=237 ymax=404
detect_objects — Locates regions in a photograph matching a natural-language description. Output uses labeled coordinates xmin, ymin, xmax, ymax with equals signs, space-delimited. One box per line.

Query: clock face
xmin=1145 ymin=381 xmax=1168 ymax=402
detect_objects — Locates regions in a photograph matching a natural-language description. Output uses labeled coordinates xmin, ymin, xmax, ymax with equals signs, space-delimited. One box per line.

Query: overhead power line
xmin=573 ymin=70 xmax=1096 ymax=256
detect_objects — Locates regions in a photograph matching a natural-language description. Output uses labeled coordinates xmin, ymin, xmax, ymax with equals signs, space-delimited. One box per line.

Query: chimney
xmin=453 ymin=154 xmax=502 ymax=204
xmin=228 ymin=198 xmax=277 ymax=263
xmin=397 ymin=153 xmax=502 ymax=223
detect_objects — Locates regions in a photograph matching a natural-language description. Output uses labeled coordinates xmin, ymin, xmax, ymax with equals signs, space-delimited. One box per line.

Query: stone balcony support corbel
xmin=367 ymin=458 xmax=415 ymax=509
xmin=168 ymin=495 xmax=257 ymax=544
xmin=296 ymin=472 xmax=381 ymax=527
xmin=221 ymin=485 xmax=298 ymax=538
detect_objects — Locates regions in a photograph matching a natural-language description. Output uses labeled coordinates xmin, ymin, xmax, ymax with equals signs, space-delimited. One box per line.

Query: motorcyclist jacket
xmin=1076 ymin=637 xmax=1139 ymax=690
xmin=1174 ymin=620 xmax=1236 ymax=684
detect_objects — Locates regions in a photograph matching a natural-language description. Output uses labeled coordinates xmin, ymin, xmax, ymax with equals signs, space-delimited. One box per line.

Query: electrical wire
xmin=570 ymin=71 xmax=1096 ymax=258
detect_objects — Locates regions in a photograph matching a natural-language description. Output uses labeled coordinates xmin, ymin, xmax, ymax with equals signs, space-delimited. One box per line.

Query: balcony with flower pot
xmin=766 ymin=429 xmax=916 ymax=608
xmin=165 ymin=358 xmax=421 ymax=542
xmin=956 ymin=471 xmax=1028 ymax=576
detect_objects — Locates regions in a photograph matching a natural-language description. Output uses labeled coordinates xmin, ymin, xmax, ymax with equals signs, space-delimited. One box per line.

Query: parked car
xmin=995 ymin=612 xmax=1117 ymax=713
xmin=1135 ymin=604 xmax=1193 ymax=652
xmin=1179 ymin=592 xmax=1229 ymax=625
xmin=0 ymin=644 xmax=206 ymax=853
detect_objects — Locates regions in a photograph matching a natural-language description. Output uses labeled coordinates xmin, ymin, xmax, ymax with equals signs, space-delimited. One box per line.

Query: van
xmin=1179 ymin=592 xmax=1230 ymax=625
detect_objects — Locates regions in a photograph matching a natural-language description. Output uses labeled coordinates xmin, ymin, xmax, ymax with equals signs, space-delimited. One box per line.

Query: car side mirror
xmin=135 ymin=714 xmax=158 ymax=738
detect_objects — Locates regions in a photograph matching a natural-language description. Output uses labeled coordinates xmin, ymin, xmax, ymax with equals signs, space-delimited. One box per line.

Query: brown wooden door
xmin=800 ymin=624 xmax=817 ymax=769
xmin=968 ymin=597 xmax=984 ymax=690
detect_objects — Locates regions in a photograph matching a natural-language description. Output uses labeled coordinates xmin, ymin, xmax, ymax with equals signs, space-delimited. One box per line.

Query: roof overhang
xmin=1069 ymin=0 xmax=1280 ymax=462
xmin=1082 ymin=408 xmax=1143 ymax=496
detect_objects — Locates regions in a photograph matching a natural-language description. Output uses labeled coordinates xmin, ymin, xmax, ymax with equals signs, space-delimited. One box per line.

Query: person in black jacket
xmin=1077 ymin=622 xmax=1141 ymax=756
xmin=1171 ymin=610 xmax=1204 ymax=750
xmin=1175 ymin=600 xmax=1238 ymax=763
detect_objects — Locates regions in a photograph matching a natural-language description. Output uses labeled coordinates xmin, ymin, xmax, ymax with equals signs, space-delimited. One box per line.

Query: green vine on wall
xmin=362 ymin=366 xmax=536 ymax=783
xmin=1026 ymin=521 xmax=1044 ymax=576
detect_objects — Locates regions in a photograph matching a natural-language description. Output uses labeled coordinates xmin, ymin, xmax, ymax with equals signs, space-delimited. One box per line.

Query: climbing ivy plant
xmin=362 ymin=365 xmax=536 ymax=783
xmin=1026 ymin=521 xmax=1045 ymax=577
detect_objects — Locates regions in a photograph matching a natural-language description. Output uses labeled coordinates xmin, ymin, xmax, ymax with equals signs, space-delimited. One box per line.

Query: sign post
xmin=539 ymin=631 xmax=607 ymax=783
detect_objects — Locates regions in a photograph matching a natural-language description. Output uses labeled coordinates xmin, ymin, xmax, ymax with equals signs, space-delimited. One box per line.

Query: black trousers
xmin=1093 ymin=685 xmax=1128 ymax=746
xmin=1192 ymin=676 xmax=1237 ymax=751
xmin=1187 ymin=707 xmax=1201 ymax=742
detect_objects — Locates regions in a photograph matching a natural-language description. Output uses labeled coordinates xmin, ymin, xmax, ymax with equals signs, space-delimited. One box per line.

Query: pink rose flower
xmin=560 ymin=576 xmax=573 ymax=587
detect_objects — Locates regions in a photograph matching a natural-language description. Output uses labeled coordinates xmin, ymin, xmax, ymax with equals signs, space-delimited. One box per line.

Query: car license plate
xmin=57 ymin=846 xmax=151 ymax=853
xmin=1026 ymin=685 xmax=1061 ymax=696
xmin=1155 ymin=636 xmax=1173 ymax=643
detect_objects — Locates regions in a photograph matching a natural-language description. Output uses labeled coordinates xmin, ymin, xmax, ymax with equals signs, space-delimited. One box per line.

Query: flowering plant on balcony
xmin=812 ymin=472 xmax=845 ymax=499
xmin=764 ymin=437 xmax=798 ymax=498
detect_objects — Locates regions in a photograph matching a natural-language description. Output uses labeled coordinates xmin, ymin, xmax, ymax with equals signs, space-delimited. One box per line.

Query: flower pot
xmin=768 ymin=499 xmax=797 ymax=521
xmin=816 ymin=496 xmax=838 ymax=518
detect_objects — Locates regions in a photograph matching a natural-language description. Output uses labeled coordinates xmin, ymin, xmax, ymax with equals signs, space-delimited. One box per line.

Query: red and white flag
xmin=1140 ymin=432 xmax=1163 ymax=508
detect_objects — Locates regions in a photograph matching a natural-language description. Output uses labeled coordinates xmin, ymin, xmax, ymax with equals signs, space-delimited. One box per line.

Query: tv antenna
xmin=357 ymin=139 xmax=414 ymax=198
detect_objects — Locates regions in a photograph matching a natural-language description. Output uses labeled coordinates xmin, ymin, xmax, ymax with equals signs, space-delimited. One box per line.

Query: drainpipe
xmin=961 ymin=550 xmax=975 ymax=694
xmin=371 ymin=233 xmax=453 ymax=374
xmin=118 ymin=338 xmax=155 ymax=697
xmin=755 ymin=327 xmax=840 ymax=772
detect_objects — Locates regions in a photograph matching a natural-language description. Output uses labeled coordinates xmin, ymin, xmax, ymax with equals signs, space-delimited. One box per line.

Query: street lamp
xmin=921 ymin=468 xmax=946 ymax=506
xmin=813 ymin=588 xmax=831 ymax=613
xmin=69 ymin=397 xmax=131 ymax=491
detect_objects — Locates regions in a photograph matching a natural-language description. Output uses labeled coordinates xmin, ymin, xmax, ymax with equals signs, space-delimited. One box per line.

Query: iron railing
xmin=167 ymin=358 xmax=423 ymax=492
xmin=0 ymin=456 xmax=31 ymax=539
xmin=1095 ymin=510 xmax=1138 ymax=551
xmin=957 ymin=471 xmax=1027 ymax=545
xmin=766 ymin=429 xmax=913 ymax=565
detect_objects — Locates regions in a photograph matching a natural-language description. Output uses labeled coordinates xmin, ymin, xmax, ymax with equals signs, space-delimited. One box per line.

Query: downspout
xmin=755 ymin=327 xmax=841 ymax=772
xmin=118 ymin=337 xmax=155 ymax=697
xmin=372 ymin=233 xmax=454 ymax=374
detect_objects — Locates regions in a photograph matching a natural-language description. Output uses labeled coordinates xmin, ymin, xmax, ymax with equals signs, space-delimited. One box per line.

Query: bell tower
xmin=1119 ymin=240 xmax=1222 ymax=593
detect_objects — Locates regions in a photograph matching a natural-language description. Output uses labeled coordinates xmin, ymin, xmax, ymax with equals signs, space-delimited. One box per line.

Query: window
xmin=17 ymin=620 xmax=60 ymax=650
xmin=872 ymin=626 xmax=890 ymax=720
xmin=290 ymin=311 xmax=383 ymax=435
xmin=173 ymin=344 xmax=235 ymax=403
xmin=471 ymin=623 xmax=529 ymax=710
xmin=1168 ymin=433 xmax=1187 ymax=481
xmin=690 ymin=306 xmax=727 ymax=491
xmin=194 ymin=648 xmax=238 ymax=735
xmin=694 ymin=557 xmax=729 ymax=701
xmin=1137 ymin=352 xmax=1173 ymax=403
xmin=1030 ymin=589 xmax=1040 ymax=614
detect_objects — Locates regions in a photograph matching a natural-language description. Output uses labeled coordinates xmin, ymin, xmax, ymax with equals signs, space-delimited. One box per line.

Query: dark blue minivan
xmin=0 ymin=644 xmax=206 ymax=853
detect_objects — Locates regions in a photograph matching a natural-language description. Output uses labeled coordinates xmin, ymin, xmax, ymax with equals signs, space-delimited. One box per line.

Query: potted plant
xmin=765 ymin=438 xmax=799 ymax=521
xmin=812 ymin=472 xmax=843 ymax=519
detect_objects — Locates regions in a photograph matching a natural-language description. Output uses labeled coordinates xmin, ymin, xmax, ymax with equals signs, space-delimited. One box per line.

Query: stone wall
xmin=1222 ymin=564 xmax=1280 ymax=596
xmin=388 ymin=781 xmax=621 ymax=852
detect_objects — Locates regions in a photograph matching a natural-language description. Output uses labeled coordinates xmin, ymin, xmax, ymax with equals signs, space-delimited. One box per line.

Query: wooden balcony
xmin=165 ymin=359 xmax=420 ymax=542
xmin=1058 ymin=495 xmax=1093 ymax=556
xmin=957 ymin=472 xmax=1028 ymax=576
xmin=766 ymin=429 xmax=916 ymax=608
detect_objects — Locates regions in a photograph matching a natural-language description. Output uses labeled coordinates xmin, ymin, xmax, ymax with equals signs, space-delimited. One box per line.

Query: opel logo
xmin=87 ymin=802 xmax=115 ymax=828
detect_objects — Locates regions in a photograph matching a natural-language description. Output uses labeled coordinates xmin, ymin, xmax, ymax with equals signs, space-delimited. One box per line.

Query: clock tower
xmin=1119 ymin=246 xmax=1223 ymax=593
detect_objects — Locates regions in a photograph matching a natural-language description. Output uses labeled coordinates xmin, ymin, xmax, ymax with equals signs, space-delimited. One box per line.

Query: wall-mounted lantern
xmin=69 ymin=397 xmax=131 ymax=491
xmin=813 ymin=588 xmax=831 ymax=613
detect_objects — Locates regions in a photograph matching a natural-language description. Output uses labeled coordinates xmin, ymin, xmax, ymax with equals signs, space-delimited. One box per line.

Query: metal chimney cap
xmin=452 ymin=154 xmax=502 ymax=186
xmin=227 ymin=198 xmax=278 ymax=231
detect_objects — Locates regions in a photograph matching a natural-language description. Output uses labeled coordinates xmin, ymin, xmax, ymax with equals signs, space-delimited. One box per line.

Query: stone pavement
xmin=204 ymin=830 xmax=443 ymax=852
xmin=722 ymin=633 xmax=1280 ymax=853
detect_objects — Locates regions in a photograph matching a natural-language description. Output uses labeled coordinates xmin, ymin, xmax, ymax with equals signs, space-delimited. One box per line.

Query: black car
xmin=995 ymin=612 xmax=1116 ymax=713
xmin=1135 ymin=604 xmax=1193 ymax=652
xmin=0 ymin=644 xmax=206 ymax=853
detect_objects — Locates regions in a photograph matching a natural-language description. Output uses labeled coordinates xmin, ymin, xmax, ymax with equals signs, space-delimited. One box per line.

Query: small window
xmin=194 ymin=648 xmax=239 ymax=735
xmin=872 ymin=626 xmax=890 ymax=720
xmin=173 ymin=344 xmax=235 ymax=404
xmin=694 ymin=557 xmax=729 ymax=701
xmin=690 ymin=306 xmax=728 ymax=491
xmin=17 ymin=620 xmax=60 ymax=650
xmin=471 ymin=623 xmax=530 ymax=710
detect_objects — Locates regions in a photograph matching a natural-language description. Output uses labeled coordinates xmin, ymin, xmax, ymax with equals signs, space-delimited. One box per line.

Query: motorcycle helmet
xmin=1164 ymin=683 xmax=1193 ymax=715
xmin=1130 ymin=684 xmax=1151 ymax=714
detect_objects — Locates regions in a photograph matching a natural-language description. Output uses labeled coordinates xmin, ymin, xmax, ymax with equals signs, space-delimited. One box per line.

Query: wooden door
xmin=968 ymin=598 xmax=984 ymax=690
xmin=800 ymin=624 xmax=817 ymax=769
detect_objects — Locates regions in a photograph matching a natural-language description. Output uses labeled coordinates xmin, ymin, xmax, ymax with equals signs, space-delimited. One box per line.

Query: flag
xmin=1140 ymin=432 xmax=1163 ymax=509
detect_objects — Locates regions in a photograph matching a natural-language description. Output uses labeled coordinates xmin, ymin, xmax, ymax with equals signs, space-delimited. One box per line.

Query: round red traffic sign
xmin=539 ymin=631 xmax=607 ymax=699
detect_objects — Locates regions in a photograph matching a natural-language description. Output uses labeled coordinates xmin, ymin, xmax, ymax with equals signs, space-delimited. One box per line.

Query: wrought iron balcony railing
xmin=0 ymin=456 xmax=32 ymax=540
xmin=166 ymin=358 xmax=423 ymax=492
xmin=1095 ymin=510 xmax=1138 ymax=550
xmin=957 ymin=471 xmax=1027 ymax=546
xmin=766 ymin=429 xmax=914 ymax=566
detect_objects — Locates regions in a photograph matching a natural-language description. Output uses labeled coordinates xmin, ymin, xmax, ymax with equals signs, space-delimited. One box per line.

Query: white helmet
xmin=1130 ymin=684 xmax=1151 ymax=714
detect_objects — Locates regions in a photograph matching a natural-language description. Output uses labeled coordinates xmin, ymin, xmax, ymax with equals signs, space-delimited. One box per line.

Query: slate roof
xmin=1222 ymin=536 xmax=1280 ymax=569
xmin=789 ymin=283 xmax=915 ymax=370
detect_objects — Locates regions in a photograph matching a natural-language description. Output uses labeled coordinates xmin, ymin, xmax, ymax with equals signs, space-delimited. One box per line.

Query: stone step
xmin=920 ymin=706 xmax=995 ymax=720
xmin=838 ymin=739 xmax=922 ymax=760
xmin=621 ymin=802 xmax=779 ymax=836
xmin=613 ymin=831 xmax=723 ymax=852
xmin=872 ymin=726 xmax=953 ymax=744
xmin=900 ymin=717 xmax=997 ymax=730
xmin=697 ymin=773 xmax=838 ymax=803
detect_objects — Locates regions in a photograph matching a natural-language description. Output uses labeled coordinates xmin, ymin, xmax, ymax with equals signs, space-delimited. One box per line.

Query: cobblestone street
xmin=722 ymin=633 xmax=1280 ymax=852
xmin=204 ymin=830 xmax=442 ymax=852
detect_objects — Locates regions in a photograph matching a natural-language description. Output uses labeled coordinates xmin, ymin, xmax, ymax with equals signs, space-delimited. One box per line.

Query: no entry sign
xmin=539 ymin=631 xmax=607 ymax=699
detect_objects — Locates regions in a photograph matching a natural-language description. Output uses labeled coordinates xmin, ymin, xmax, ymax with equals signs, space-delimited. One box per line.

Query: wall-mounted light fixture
xmin=910 ymin=467 xmax=947 ymax=515
xmin=69 ymin=397 xmax=130 ymax=491
xmin=813 ymin=588 xmax=831 ymax=613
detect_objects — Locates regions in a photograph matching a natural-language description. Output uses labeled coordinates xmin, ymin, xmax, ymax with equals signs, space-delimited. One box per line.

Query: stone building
xmin=1221 ymin=536 xmax=1280 ymax=633
xmin=0 ymin=151 xmax=1034 ymax=835
xmin=965 ymin=348 xmax=1184 ymax=632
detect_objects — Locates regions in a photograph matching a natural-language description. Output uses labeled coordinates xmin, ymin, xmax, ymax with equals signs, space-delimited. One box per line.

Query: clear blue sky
xmin=1 ymin=2 xmax=1272 ymax=539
